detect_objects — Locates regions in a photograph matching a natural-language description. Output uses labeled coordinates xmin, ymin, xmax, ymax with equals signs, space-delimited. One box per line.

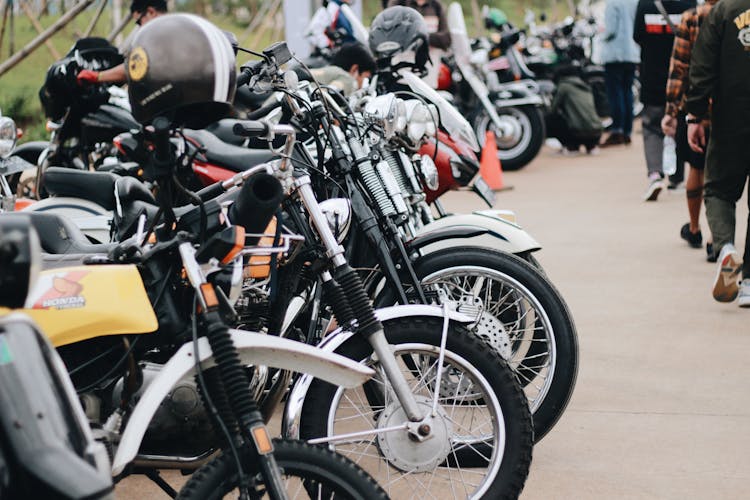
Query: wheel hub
xmin=492 ymin=115 xmax=523 ymax=148
xmin=376 ymin=396 xmax=452 ymax=473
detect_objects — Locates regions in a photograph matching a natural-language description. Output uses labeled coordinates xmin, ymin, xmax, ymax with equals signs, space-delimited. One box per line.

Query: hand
xmin=687 ymin=123 xmax=706 ymax=154
xmin=661 ymin=115 xmax=677 ymax=137
xmin=76 ymin=69 xmax=99 ymax=84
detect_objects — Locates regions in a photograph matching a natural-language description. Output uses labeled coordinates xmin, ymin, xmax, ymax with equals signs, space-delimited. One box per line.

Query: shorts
xmin=676 ymin=112 xmax=708 ymax=171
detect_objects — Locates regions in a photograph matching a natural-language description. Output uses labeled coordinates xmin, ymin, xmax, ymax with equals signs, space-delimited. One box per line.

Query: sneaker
xmin=712 ymin=243 xmax=743 ymax=302
xmin=739 ymin=279 xmax=750 ymax=308
xmin=706 ymin=242 xmax=717 ymax=263
xmin=643 ymin=175 xmax=664 ymax=201
xmin=680 ymin=223 xmax=703 ymax=248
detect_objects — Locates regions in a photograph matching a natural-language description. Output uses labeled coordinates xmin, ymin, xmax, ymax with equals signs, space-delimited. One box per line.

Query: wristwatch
xmin=685 ymin=115 xmax=704 ymax=124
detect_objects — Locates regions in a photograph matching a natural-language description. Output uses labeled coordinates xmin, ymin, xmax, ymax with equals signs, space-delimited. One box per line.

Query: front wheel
xmin=176 ymin=439 xmax=388 ymax=500
xmin=299 ymin=317 xmax=533 ymax=500
xmin=473 ymin=105 xmax=545 ymax=171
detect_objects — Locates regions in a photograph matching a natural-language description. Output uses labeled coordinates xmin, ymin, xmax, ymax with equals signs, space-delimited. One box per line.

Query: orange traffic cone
xmin=480 ymin=130 xmax=510 ymax=191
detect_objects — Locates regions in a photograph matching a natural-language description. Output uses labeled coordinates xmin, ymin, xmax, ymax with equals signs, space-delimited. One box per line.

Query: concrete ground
xmin=117 ymin=130 xmax=750 ymax=499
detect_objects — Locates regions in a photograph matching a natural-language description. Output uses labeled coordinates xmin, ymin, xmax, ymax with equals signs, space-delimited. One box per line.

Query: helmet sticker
xmin=128 ymin=46 xmax=149 ymax=81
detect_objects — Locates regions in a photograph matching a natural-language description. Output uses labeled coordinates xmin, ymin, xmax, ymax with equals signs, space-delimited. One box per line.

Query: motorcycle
xmin=0 ymin=220 xmax=113 ymax=500
xmin=440 ymin=3 xmax=546 ymax=171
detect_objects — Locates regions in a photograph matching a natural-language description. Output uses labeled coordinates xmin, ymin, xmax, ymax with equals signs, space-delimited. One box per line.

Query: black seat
xmin=183 ymin=129 xmax=277 ymax=172
xmin=2 ymin=212 xmax=116 ymax=255
xmin=43 ymin=167 xmax=155 ymax=211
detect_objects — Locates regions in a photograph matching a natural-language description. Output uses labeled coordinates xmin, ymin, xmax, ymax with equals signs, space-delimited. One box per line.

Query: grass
xmin=0 ymin=1 xmax=563 ymax=142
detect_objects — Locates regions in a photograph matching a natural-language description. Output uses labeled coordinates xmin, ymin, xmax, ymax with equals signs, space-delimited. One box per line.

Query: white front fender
xmin=112 ymin=330 xmax=374 ymax=476
xmin=416 ymin=211 xmax=541 ymax=255
xmin=282 ymin=305 xmax=474 ymax=439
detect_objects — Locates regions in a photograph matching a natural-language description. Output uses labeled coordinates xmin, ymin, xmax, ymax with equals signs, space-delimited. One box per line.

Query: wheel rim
xmin=325 ymin=343 xmax=504 ymax=499
xmin=420 ymin=266 xmax=557 ymax=414
xmin=476 ymin=108 xmax=533 ymax=161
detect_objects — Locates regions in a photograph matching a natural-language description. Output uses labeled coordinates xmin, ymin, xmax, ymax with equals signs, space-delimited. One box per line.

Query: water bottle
xmin=662 ymin=135 xmax=677 ymax=176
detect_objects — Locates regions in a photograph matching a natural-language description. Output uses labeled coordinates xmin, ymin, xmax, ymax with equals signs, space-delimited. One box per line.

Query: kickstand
xmin=144 ymin=470 xmax=178 ymax=498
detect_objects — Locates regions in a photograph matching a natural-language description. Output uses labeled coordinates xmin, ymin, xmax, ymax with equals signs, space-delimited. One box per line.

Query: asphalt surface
xmin=117 ymin=128 xmax=750 ymax=499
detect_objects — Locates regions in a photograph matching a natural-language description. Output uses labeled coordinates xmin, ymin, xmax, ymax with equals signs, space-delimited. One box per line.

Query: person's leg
xmin=641 ymin=105 xmax=664 ymax=178
xmin=686 ymin=167 xmax=703 ymax=234
xmin=604 ymin=63 xmax=624 ymax=134
xmin=622 ymin=63 xmax=635 ymax=140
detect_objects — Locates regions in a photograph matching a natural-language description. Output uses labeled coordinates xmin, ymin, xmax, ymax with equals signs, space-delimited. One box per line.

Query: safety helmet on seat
xmin=125 ymin=14 xmax=236 ymax=128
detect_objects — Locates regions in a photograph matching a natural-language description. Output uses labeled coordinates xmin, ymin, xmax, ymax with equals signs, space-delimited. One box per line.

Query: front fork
xmin=294 ymin=176 xmax=441 ymax=426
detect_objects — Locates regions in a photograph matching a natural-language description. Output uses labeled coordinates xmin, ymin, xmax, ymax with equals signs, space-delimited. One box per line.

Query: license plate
xmin=0 ymin=155 xmax=35 ymax=177
xmin=473 ymin=177 xmax=496 ymax=206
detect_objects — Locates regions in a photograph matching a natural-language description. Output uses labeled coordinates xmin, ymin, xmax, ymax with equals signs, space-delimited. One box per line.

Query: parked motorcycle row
xmin=0 ymin=5 xmax=580 ymax=500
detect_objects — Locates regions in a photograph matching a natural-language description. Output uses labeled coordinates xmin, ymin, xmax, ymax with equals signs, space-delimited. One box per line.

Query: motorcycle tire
xmin=176 ymin=439 xmax=387 ymax=500
xmin=376 ymin=247 xmax=578 ymax=443
xmin=473 ymin=104 xmax=545 ymax=171
xmin=299 ymin=316 xmax=533 ymax=500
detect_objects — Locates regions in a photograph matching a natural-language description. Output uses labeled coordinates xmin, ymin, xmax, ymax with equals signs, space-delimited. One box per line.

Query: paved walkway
xmin=443 ymin=132 xmax=749 ymax=499
xmin=118 ymin=130 xmax=750 ymax=499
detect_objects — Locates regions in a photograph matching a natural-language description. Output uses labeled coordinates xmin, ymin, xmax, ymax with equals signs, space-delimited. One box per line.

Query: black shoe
xmin=680 ymin=223 xmax=702 ymax=248
xmin=706 ymin=242 xmax=717 ymax=262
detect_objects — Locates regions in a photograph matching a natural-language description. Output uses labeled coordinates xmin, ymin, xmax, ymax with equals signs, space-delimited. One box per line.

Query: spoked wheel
xmin=299 ymin=317 xmax=533 ymax=500
xmin=376 ymin=247 xmax=578 ymax=442
xmin=473 ymin=105 xmax=545 ymax=171
xmin=176 ymin=439 xmax=387 ymax=500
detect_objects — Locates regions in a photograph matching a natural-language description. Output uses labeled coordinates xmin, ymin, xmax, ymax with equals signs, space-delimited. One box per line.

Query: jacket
xmin=664 ymin=0 xmax=718 ymax=118
xmin=600 ymin=0 xmax=641 ymax=64
xmin=633 ymin=0 xmax=695 ymax=105
xmin=686 ymin=0 xmax=750 ymax=131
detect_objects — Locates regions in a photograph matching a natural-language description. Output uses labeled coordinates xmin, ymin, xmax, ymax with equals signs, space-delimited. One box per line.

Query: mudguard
xmin=11 ymin=141 xmax=47 ymax=165
xmin=410 ymin=211 xmax=541 ymax=256
xmin=23 ymin=197 xmax=112 ymax=243
xmin=282 ymin=304 xmax=474 ymax=440
xmin=112 ymin=330 xmax=375 ymax=476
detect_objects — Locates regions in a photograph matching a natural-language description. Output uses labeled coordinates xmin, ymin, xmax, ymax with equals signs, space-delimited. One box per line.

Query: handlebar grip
xmin=236 ymin=68 xmax=253 ymax=87
xmin=195 ymin=181 xmax=226 ymax=202
xmin=228 ymin=173 xmax=284 ymax=245
xmin=232 ymin=120 xmax=270 ymax=138
xmin=246 ymin=100 xmax=283 ymax=120
xmin=152 ymin=116 xmax=171 ymax=163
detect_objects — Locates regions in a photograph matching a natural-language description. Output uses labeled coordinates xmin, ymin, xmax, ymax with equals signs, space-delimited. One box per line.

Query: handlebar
xmin=228 ymin=173 xmax=284 ymax=245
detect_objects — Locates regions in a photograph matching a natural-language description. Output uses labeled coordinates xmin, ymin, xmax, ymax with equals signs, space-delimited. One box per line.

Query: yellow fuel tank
xmin=17 ymin=265 xmax=158 ymax=347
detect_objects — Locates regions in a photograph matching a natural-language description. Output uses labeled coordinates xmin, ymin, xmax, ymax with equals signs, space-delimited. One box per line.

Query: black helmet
xmin=368 ymin=6 xmax=430 ymax=72
xmin=130 ymin=0 xmax=167 ymax=14
xmin=126 ymin=14 xmax=236 ymax=128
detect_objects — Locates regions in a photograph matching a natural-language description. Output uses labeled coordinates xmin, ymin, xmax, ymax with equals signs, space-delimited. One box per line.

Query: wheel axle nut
xmin=418 ymin=424 xmax=431 ymax=436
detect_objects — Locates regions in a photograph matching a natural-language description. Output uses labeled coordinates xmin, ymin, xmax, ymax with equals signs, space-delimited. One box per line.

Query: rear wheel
xmin=299 ymin=317 xmax=533 ymax=499
xmin=176 ymin=439 xmax=387 ymax=500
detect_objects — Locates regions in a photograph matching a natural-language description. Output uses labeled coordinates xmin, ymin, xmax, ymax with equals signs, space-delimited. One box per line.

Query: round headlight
xmin=0 ymin=117 xmax=17 ymax=159
xmin=420 ymin=154 xmax=439 ymax=191
xmin=317 ymin=198 xmax=352 ymax=244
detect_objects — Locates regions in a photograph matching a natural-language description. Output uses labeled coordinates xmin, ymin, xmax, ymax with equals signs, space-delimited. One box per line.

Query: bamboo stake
xmin=83 ymin=0 xmax=106 ymax=37
xmin=106 ymin=9 xmax=130 ymax=43
xmin=19 ymin=0 xmax=60 ymax=59
xmin=248 ymin=0 xmax=281 ymax=49
xmin=470 ymin=0 xmax=482 ymax=35
xmin=0 ymin=0 xmax=95 ymax=77
xmin=0 ymin=1 xmax=9 ymax=57
xmin=8 ymin=0 xmax=13 ymax=55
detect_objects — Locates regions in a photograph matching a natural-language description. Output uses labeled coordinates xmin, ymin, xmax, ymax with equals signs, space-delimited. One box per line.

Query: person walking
xmin=662 ymin=0 xmax=718 ymax=259
xmin=599 ymin=0 xmax=640 ymax=149
xmin=686 ymin=0 xmax=750 ymax=306
xmin=633 ymin=0 xmax=695 ymax=201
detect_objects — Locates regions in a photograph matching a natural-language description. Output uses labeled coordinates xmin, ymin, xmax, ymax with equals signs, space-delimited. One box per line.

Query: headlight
xmin=420 ymin=154 xmax=439 ymax=191
xmin=317 ymin=198 xmax=352 ymax=244
xmin=0 ymin=117 xmax=17 ymax=159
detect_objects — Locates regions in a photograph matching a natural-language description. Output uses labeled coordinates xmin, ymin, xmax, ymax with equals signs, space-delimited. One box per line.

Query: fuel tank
xmin=20 ymin=265 xmax=157 ymax=347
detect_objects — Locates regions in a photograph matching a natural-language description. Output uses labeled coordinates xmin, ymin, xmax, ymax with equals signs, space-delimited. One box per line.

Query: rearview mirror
xmin=0 ymin=216 xmax=40 ymax=308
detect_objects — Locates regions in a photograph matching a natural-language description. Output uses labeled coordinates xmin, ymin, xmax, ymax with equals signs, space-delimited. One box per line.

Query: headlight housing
xmin=420 ymin=154 xmax=439 ymax=191
xmin=0 ymin=117 xmax=17 ymax=159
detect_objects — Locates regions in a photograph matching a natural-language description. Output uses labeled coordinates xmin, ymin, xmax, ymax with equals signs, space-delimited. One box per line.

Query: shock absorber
xmin=347 ymin=136 xmax=398 ymax=218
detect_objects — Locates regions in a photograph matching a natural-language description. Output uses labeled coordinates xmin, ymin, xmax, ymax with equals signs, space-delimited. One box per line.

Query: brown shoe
xmin=600 ymin=132 xmax=626 ymax=148
xmin=624 ymin=135 xmax=632 ymax=145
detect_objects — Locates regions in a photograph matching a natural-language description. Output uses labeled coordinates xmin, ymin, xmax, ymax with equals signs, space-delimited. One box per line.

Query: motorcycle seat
xmin=183 ymin=129 xmax=277 ymax=172
xmin=205 ymin=119 xmax=247 ymax=147
xmin=2 ymin=212 xmax=116 ymax=255
xmin=44 ymin=167 xmax=155 ymax=211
